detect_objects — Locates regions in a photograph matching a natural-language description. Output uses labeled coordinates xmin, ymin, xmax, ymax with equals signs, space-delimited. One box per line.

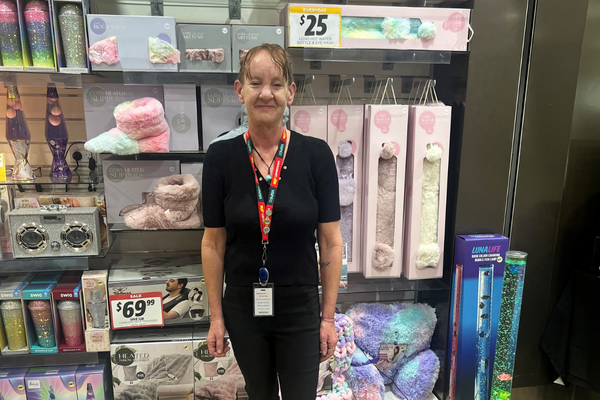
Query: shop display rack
xmin=0 ymin=351 xmax=101 ymax=368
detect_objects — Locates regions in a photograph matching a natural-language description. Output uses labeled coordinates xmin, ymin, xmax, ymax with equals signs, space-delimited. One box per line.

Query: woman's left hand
xmin=319 ymin=318 xmax=337 ymax=362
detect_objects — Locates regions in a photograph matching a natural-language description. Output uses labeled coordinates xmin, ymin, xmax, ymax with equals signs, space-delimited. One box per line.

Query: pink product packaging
xmin=327 ymin=105 xmax=364 ymax=273
xmin=363 ymin=105 xmax=408 ymax=278
xmin=403 ymin=105 xmax=451 ymax=280
xmin=289 ymin=105 xmax=327 ymax=141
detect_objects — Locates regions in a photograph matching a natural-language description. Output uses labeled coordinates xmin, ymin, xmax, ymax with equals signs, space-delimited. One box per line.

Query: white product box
xmin=164 ymin=84 xmax=200 ymax=151
xmin=200 ymin=85 xmax=243 ymax=150
xmin=231 ymin=25 xmax=285 ymax=73
xmin=363 ymin=105 xmax=409 ymax=278
xmin=111 ymin=328 xmax=194 ymax=400
xmin=290 ymin=105 xmax=328 ymax=141
xmin=81 ymin=270 xmax=111 ymax=352
xmin=327 ymin=105 xmax=364 ymax=273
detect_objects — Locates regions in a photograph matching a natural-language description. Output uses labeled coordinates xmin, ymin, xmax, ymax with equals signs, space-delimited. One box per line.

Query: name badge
xmin=253 ymin=283 xmax=274 ymax=317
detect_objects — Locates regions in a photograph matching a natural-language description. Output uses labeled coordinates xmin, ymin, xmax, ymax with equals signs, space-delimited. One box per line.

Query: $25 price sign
xmin=288 ymin=6 xmax=341 ymax=48
xmin=110 ymin=292 xmax=164 ymax=330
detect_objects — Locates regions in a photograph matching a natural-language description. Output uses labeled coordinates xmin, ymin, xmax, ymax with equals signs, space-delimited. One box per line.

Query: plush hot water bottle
xmin=373 ymin=142 xmax=398 ymax=270
xmin=337 ymin=141 xmax=355 ymax=262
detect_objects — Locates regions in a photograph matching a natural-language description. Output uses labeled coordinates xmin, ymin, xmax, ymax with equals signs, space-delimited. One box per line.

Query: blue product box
xmin=447 ymin=234 xmax=509 ymax=400
xmin=0 ymin=368 xmax=28 ymax=400
xmin=25 ymin=366 xmax=78 ymax=400
xmin=30 ymin=272 xmax=63 ymax=285
xmin=23 ymin=283 xmax=58 ymax=354
xmin=76 ymin=364 xmax=108 ymax=400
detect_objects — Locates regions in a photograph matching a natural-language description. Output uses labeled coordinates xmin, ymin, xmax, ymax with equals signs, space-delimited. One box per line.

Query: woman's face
xmin=235 ymin=50 xmax=296 ymax=127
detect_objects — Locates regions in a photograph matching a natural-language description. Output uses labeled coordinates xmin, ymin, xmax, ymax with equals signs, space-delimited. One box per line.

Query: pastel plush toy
xmin=84 ymin=97 xmax=170 ymax=155
xmin=337 ymin=141 xmax=355 ymax=263
xmin=345 ymin=302 xmax=440 ymax=400
xmin=417 ymin=144 xmax=443 ymax=269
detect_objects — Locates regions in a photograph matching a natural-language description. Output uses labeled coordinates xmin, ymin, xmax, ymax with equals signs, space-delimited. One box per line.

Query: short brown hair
xmin=238 ymin=43 xmax=293 ymax=85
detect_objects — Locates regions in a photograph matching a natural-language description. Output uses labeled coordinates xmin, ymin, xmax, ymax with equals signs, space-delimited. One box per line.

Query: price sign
xmin=289 ymin=6 xmax=341 ymax=48
xmin=110 ymin=292 xmax=164 ymax=330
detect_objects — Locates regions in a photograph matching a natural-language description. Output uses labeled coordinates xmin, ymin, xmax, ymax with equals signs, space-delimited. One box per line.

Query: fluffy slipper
xmin=124 ymin=203 xmax=202 ymax=230
xmin=137 ymin=129 xmax=170 ymax=153
xmin=114 ymin=98 xmax=169 ymax=140
xmin=84 ymin=128 xmax=138 ymax=155
xmin=154 ymin=174 xmax=200 ymax=221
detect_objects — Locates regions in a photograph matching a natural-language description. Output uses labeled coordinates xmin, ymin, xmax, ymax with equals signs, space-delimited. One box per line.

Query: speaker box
xmin=8 ymin=207 xmax=101 ymax=258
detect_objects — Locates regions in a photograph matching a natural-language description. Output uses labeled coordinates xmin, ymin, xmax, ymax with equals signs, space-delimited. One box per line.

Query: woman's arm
xmin=202 ymin=227 xmax=230 ymax=357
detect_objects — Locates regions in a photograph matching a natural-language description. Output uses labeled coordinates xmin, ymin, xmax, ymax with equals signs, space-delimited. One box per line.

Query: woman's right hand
xmin=207 ymin=319 xmax=230 ymax=357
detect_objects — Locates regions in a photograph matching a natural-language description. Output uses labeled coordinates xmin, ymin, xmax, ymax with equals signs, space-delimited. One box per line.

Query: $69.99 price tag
xmin=289 ymin=6 xmax=341 ymax=48
xmin=110 ymin=292 xmax=164 ymax=330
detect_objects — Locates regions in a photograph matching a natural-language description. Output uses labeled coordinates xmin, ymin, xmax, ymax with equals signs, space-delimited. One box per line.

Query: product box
xmin=181 ymin=163 xmax=203 ymax=192
xmin=0 ymin=368 xmax=28 ymax=400
xmin=52 ymin=272 xmax=86 ymax=353
xmin=30 ymin=272 xmax=63 ymax=284
xmin=111 ymin=327 xmax=194 ymax=400
xmin=25 ymin=366 xmax=78 ymax=400
xmin=327 ymin=105 xmax=364 ymax=273
xmin=290 ymin=105 xmax=328 ymax=141
xmin=0 ymin=273 xmax=34 ymax=355
xmin=403 ymin=104 xmax=451 ymax=280
xmin=82 ymin=83 xmax=164 ymax=142
xmin=281 ymin=4 xmax=470 ymax=51
xmin=0 ymin=185 xmax=14 ymax=255
xmin=448 ymin=235 xmax=509 ymax=400
xmin=51 ymin=0 xmax=92 ymax=73
xmin=231 ymin=25 xmax=285 ymax=73
xmin=76 ymin=364 xmax=108 ymax=400
xmin=81 ymin=270 xmax=111 ymax=352
xmin=86 ymin=15 xmax=178 ymax=71
xmin=164 ymin=84 xmax=200 ymax=151
xmin=108 ymin=265 xmax=208 ymax=328
xmin=200 ymin=85 xmax=242 ymax=150
xmin=101 ymin=159 xmax=180 ymax=223
xmin=362 ymin=105 xmax=408 ymax=278
xmin=18 ymin=0 xmax=59 ymax=72
xmin=177 ymin=24 xmax=232 ymax=72
xmin=22 ymin=282 xmax=59 ymax=353
xmin=193 ymin=327 xmax=247 ymax=398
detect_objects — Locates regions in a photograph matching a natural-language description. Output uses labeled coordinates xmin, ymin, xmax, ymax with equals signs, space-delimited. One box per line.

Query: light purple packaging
xmin=164 ymin=84 xmax=199 ymax=151
xmin=200 ymin=85 xmax=242 ymax=150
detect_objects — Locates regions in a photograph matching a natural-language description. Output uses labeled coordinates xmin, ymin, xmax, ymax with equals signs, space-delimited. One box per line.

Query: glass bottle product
xmin=0 ymin=0 xmax=24 ymax=66
xmin=86 ymin=383 xmax=95 ymax=400
xmin=27 ymin=300 xmax=56 ymax=348
xmin=24 ymin=0 xmax=54 ymax=68
xmin=45 ymin=83 xmax=71 ymax=179
xmin=57 ymin=300 xmax=83 ymax=346
xmin=0 ymin=300 xmax=27 ymax=350
xmin=5 ymin=86 xmax=34 ymax=180
xmin=58 ymin=3 xmax=86 ymax=68
xmin=87 ymin=290 xmax=106 ymax=329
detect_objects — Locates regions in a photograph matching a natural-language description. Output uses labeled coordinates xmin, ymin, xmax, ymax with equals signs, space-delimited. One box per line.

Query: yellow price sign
xmin=0 ymin=153 xmax=6 ymax=181
xmin=289 ymin=6 xmax=341 ymax=48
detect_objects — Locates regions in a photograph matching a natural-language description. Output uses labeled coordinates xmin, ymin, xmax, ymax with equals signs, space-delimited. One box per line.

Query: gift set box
xmin=327 ymin=105 xmax=364 ymax=273
xmin=0 ymin=274 xmax=34 ymax=355
xmin=25 ymin=366 xmax=78 ymax=400
xmin=362 ymin=104 xmax=408 ymax=278
xmin=81 ymin=270 xmax=111 ymax=352
xmin=86 ymin=15 xmax=179 ymax=71
xmin=0 ymin=368 xmax=28 ymax=400
xmin=231 ymin=25 xmax=284 ymax=73
xmin=200 ymin=85 xmax=242 ymax=150
xmin=22 ymin=279 xmax=60 ymax=354
xmin=111 ymin=327 xmax=194 ymax=400
xmin=403 ymin=104 xmax=451 ymax=280
xmin=108 ymin=265 xmax=209 ymax=327
xmin=177 ymin=24 xmax=232 ymax=72
xmin=164 ymin=84 xmax=200 ymax=151
xmin=289 ymin=105 xmax=328 ymax=141
xmin=101 ymin=159 xmax=180 ymax=223
xmin=52 ymin=272 xmax=86 ymax=353
xmin=76 ymin=364 xmax=108 ymax=400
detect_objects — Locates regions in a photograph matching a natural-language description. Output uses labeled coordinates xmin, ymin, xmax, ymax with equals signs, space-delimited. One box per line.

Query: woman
xmin=201 ymin=43 xmax=343 ymax=400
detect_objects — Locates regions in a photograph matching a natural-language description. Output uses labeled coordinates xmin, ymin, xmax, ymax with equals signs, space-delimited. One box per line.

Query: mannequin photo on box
xmin=201 ymin=44 xmax=343 ymax=400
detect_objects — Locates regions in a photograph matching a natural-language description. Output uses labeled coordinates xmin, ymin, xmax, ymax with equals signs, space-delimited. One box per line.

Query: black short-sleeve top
xmin=202 ymin=130 xmax=341 ymax=287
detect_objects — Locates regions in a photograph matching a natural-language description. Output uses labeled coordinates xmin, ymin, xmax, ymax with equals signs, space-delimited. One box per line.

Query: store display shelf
xmin=110 ymin=223 xmax=205 ymax=233
xmin=0 ymin=173 xmax=101 ymax=187
xmin=105 ymin=251 xmax=202 ymax=269
xmin=102 ymin=151 xmax=206 ymax=162
xmin=0 ymin=249 xmax=110 ymax=273
xmin=0 ymin=351 xmax=100 ymax=368
xmin=300 ymin=48 xmax=457 ymax=64
xmin=122 ymin=70 xmax=234 ymax=85
xmin=0 ymin=70 xmax=88 ymax=88
xmin=337 ymin=272 xmax=450 ymax=298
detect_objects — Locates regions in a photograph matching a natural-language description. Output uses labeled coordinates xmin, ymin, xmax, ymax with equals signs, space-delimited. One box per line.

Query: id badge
xmin=253 ymin=283 xmax=274 ymax=317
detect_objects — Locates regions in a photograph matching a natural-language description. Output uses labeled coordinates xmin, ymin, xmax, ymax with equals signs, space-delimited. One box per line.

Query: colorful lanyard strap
xmin=244 ymin=128 xmax=288 ymax=286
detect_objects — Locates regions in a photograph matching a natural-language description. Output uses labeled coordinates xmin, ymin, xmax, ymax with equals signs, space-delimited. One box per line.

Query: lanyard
xmin=244 ymin=128 xmax=287 ymax=285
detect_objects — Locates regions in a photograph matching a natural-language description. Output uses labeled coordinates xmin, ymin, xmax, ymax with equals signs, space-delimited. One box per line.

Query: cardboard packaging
xmin=111 ymin=327 xmax=194 ymax=400
xmin=82 ymin=83 xmax=164 ymax=142
xmin=193 ymin=327 xmax=247 ymax=398
xmin=177 ymin=24 xmax=232 ymax=73
xmin=327 ymin=105 xmax=364 ymax=273
xmin=51 ymin=0 xmax=91 ymax=73
xmin=101 ymin=159 xmax=180 ymax=223
xmin=0 ymin=368 xmax=28 ymax=400
xmin=108 ymin=265 xmax=209 ymax=328
xmin=282 ymin=4 xmax=470 ymax=51
xmin=231 ymin=25 xmax=285 ymax=73
xmin=52 ymin=272 xmax=86 ymax=353
xmin=25 ymin=366 xmax=78 ymax=400
xmin=86 ymin=15 xmax=178 ymax=71
xmin=363 ymin=105 xmax=408 ymax=278
xmin=448 ymin=235 xmax=509 ymax=400
xmin=403 ymin=104 xmax=451 ymax=280
xmin=200 ymin=85 xmax=242 ymax=150
xmin=181 ymin=163 xmax=203 ymax=192
xmin=81 ymin=270 xmax=111 ymax=352
xmin=23 ymin=281 xmax=59 ymax=353
xmin=164 ymin=84 xmax=200 ymax=151
xmin=0 ymin=273 xmax=34 ymax=355
xmin=76 ymin=364 xmax=108 ymax=400
xmin=290 ymin=105 xmax=328 ymax=141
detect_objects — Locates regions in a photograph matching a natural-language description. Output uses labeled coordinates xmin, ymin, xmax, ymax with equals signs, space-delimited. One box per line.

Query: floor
xmin=513 ymin=385 xmax=600 ymax=400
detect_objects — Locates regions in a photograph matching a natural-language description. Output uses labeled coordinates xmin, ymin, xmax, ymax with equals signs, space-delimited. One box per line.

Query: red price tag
xmin=110 ymin=292 xmax=164 ymax=330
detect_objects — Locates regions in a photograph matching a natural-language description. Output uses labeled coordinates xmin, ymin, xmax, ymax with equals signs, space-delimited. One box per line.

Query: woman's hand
xmin=319 ymin=318 xmax=337 ymax=362
xmin=207 ymin=319 xmax=230 ymax=357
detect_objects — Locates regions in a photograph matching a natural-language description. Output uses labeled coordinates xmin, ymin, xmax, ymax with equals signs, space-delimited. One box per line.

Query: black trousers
xmin=223 ymin=285 xmax=321 ymax=400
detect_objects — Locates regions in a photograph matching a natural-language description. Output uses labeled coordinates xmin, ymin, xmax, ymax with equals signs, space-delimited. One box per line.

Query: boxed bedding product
xmin=177 ymin=24 xmax=232 ymax=72
xmin=111 ymin=327 xmax=194 ymax=400
xmin=108 ymin=265 xmax=208 ymax=328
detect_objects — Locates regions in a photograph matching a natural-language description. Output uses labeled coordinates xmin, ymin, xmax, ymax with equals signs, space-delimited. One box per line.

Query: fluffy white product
xmin=339 ymin=179 xmax=356 ymax=207
xmin=381 ymin=17 xmax=411 ymax=40
xmin=417 ymin=145 xmax=443 ymax=269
